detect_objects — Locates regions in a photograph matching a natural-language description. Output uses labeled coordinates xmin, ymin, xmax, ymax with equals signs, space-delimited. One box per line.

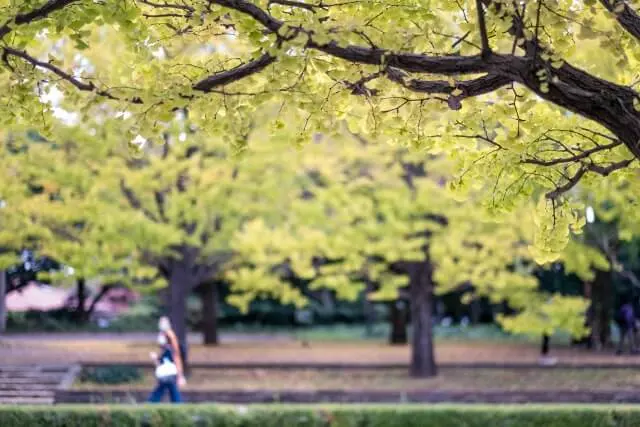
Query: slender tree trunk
xmin=75 ymin=277 xmax=87 ymax=322
xmin=469 ymin=297 xmax=481 ymax=325
xmin=363 ymin=278 xmax=376 ymax=337
xmin=169 ymin=268 xmax=189 ymax=347
xmin=86 ymin=285 xmax=112 ymax=318
xmin=591 ymin=269 xmax=613 ymax=349
xmin=409 ymin=261 xmax=437 ymax=378
xmin=541 ymin=334 xmax=550 ymax=356
xmin=389 ymin=299 xmax=408 ymax=345
xmin=0 ymin=271 xmax=7 ymax=333
xmin=200 ymin=281 xmax=219 ymax=346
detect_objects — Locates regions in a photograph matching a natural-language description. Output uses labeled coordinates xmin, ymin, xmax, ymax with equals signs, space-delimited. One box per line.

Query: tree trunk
xmin=591 ymin=269 xmax=613 ymax=349
xmin=0 ymin=271 xmax=7 ymax=333
xmin=86 ymin=285 xmax=113 ymax=318
xmin=362 ymin=278 xmax=376 ymax=337
xmin=75 ymin=277 xmax=87 ymax=322
xmin=541 ymin=334 xmax=550 ymax=356
xmin=169 ymin=268 xmax=189 ymax=347
xmin=200 ymin=281 xmax=219 ymax=346
xmin=389 ymin=299 xmax=408 ymax=345
xmin=408 ymin=261 xmax=437 ymax=378
xmin=469 ymin=297 xmax=481 ymax=325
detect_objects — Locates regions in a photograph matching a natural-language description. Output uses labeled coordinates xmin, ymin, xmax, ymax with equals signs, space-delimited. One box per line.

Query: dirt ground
xmin=2 ymin=333 xmax=640 ymax=366
xmin=73 ymin=367 xmax=640 ymax=391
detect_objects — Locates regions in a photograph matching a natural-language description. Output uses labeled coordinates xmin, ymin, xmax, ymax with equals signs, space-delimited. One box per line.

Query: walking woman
xmin=148 ymin=316 xmax=186 ymax=403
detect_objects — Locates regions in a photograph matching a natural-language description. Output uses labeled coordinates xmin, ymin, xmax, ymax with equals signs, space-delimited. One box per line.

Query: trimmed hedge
xmin=79 ymin=365 xmax=143 ymax=385
xmin=1 ymin=405 xmax=640 ymax=427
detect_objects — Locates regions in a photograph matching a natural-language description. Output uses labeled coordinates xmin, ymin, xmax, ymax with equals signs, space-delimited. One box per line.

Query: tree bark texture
xmin=408 ymin=261 xmax=437 ymax=378
xmin=200 ymin=281 xmax=220 ymax=346
xmin=389 ymin=299 xmax=409 ymax=345
xmin=75 ymin=277 xmax=87 ymax=322
xmin=591 ymin=269 xmax=614 ymax=349
xmin=0 ymin=271 xmax=6 ymax=333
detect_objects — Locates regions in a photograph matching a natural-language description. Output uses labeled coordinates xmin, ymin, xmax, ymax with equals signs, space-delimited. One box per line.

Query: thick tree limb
xmin=387 ymin=69 xmax=512 ymax=98
xmin=599 ymin=0 xmax=640 ymax=41
xmin=211 ymin=0 xmax=493 ymax=74
xmin=2 ymin=0 xmax=639 ymax=174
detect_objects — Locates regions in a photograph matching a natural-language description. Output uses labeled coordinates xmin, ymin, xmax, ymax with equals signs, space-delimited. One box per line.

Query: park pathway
xmin=0 ymin=364 xmax=77 ymax=404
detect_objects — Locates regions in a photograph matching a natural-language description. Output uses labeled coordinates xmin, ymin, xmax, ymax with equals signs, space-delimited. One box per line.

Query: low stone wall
xmin=55 ymin=389 xmax=640 ymax=404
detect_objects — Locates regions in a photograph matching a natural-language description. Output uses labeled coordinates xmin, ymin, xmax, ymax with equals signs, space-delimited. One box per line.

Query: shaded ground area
xmin=1 ymin=333 xmax=639 ymax=366
xmin=73 ymin=367 xmax=640 ymax=391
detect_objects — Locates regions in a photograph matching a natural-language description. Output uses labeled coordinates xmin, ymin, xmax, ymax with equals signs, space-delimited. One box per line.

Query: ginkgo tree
xmin=556 ymin=178 xmax=640 ymax=348
xmin=2 ymin=115 xmax=316 ymax=347
xmin=1 ymin=125 xmax=167 ymax=323
xmin=0 ymin=0 xmax=638 ymax=246
xmin=230 ymin=134 xmax=588 ymax=377
xmin=99 ymin=120 xmax=312 ymax=347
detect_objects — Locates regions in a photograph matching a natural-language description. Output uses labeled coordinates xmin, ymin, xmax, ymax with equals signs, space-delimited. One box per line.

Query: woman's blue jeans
xmin=148 ymin=379 xmax=182 ymax=403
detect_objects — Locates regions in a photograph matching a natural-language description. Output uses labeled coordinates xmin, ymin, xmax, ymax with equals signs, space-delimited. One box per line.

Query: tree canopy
xmin=0 ymin=0 xmax=638 ymax=232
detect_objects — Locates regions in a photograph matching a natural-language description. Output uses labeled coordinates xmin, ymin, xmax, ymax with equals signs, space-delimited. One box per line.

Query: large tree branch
xmin=208 ymin=0 xmax=640 ymax=157
xmin=0 ymin=0 xmax=77 ymax=39
xmin=210 ymin=0 xmax=493 ymax=74
xmin=599 ymin=0 xmax=640 ymax=41
xmin=193 ymin=53 xmax=276 ymax=92
xmin=386 ymin=69 xmax=512 ymax=99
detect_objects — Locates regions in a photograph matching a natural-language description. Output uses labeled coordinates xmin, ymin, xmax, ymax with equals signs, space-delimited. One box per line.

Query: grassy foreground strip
xmin=0 ymin=405 xmax=639 ymax=426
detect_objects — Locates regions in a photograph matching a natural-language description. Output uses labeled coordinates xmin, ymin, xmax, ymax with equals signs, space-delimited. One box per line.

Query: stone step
xmin=0 ymin=390 xmax=54 ymax=397
xmin=0 ymin=365 xmax=69 ymax=373
xmin=0 ymin=372 xmax=66 ymax=379
xmin=0 ymin=397 xmax=54 ymax=405
xmin=0 ymin=378 xmax=62 ymax=385
xmin=0 ymin=383 xmax=59 ymax=391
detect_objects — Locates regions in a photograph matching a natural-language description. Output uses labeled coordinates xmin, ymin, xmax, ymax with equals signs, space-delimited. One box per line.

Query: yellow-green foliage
xmin=231 ymin=135 xmax=588 ymax=337
xmin=0 ymin=0 xmax=638 ymax=258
